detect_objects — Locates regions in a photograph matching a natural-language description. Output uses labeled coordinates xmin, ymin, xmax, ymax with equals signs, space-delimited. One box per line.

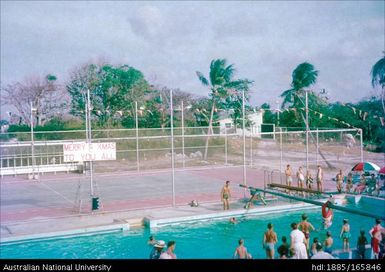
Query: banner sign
xmin=63 ymin=142 xmax=116 ymax=162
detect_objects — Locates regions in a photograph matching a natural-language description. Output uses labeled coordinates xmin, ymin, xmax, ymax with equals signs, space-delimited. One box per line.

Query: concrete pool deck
xmin=0 ymin=198 xmax=317 ymax=244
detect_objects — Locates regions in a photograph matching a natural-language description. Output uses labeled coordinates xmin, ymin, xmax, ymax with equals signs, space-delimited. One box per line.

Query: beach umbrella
xmin=379 ymin=166 xmax=385 ymax=175
xmin=351 ymin=162 xmax=380 ymax=172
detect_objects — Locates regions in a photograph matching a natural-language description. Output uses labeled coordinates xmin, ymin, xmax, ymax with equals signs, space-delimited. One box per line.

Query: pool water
xmin=1 ymin=205 xmax=382 ymax=259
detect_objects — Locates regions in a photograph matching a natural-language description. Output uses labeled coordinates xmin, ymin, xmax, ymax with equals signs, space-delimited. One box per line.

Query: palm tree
xmin=196 ymin=59 xmax=236 ymax=159
xmin=281 ymin=62 xmax=335 ymax=168
xmin=281 ymin=62 xmax=319 ymax=109
xmin=371 ymin=54 xmax=385 ymax=114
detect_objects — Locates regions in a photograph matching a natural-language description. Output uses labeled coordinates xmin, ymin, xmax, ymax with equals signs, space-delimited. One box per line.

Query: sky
xmin=1 ymin=1 xmax=384 ymax=117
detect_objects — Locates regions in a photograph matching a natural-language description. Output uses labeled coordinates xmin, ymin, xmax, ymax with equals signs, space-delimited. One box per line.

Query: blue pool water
xmin=1 ymin=205 xmax=382 ymax=259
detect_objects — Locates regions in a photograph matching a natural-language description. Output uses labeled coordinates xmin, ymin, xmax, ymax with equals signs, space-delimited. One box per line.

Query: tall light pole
xmin=305 ymin=90 xmax=309 ymax=173
xmin=86 ymin=89 xmax=94 ymax=197
xmin=181 ymin=101 xmax=185 ymax=168
xmin=275 ymin=100 xmax=280 ymax=127
xmin=242 ymin=87 xmax=247 ymax=195
xmin=135 ymin=101 xmax=140 ymax=172
xmin=170 ymin=89 xmax=176 ymax=207
xmin=30 ymin=102 xmax=37 ymax=180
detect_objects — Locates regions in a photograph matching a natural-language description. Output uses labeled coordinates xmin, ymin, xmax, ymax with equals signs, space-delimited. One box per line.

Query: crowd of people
xmin=283 ymin=164 xmax=384 ymax=196
xmin=147 ymin=172 xmax=384 ymax=260
xmin=147 ymin=216 xmax=384 ymax=259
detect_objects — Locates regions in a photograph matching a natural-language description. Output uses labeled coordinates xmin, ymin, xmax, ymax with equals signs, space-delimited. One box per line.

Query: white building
xmin=219 ymin=110 xmax=264 ymax=137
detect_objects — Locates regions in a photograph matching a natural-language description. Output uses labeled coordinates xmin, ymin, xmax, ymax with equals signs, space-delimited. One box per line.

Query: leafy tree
xmin=67 ymin=62 xmax=150 ymax=127
xmin=260 ymin=103 xmax=275 ymax=124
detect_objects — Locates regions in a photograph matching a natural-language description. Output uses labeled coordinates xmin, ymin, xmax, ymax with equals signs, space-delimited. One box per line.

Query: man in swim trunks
xmin=298 ymin=213 xmax=315 ymax=251
xmin=336 ymin=169 xmax=344 ymax=193
xmin=285 ymin=164 xmax=293 ymax=187
xmin=221 ymin=180 xmax=231 ymax=210
xmin=263 ymin=223 xmax=278 ymax=259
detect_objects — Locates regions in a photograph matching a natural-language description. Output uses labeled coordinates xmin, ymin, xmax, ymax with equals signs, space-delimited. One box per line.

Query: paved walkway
xmin=0 ymin=165 xmax=339 ymax=241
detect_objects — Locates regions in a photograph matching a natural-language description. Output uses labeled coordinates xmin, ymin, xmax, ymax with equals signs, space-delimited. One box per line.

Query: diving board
xmin=267 ymin=183 xmax=340 ymax=195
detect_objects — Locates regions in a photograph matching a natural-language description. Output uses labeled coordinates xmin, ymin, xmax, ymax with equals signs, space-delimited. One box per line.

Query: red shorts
xmin=371 ymin=238 xmax=380 ymax=254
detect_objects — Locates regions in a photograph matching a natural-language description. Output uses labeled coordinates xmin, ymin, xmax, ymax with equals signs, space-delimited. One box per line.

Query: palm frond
xmin=196 ymin=71 xmax=209 ymax=86
xmin=371 ymin=56 xmax=385 ymax=88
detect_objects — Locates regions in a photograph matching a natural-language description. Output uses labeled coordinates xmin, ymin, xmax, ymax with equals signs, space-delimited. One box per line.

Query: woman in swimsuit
xmin=221 ymin=180 xmax=231 ymax=210
xmin=263 ymin=223 xmax=278 ymax=259
xmin=340 ymin=219 xmax=351 ymax=252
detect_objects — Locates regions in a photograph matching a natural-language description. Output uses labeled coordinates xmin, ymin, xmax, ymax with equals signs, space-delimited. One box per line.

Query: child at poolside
xmin=306 ymin=171 xmax=314 ymax=190
xmin=233 ymin=239 xmax=252 ymax=259
xmin=357 ymin=229 xmax=368 ymax=259
xmin=340 ymin=219 xmax=351 ymax=252
xmin=324 ymin=231 xmax=333 ymax=254
xmin=310 ymin=237 xmax=319 ymax=257
xmin=277 ymin=236 xmax=290 ymax=259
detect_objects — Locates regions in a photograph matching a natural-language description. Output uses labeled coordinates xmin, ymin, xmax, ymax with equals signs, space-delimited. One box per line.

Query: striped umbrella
xmin=351 ymin=162 xmax=380 ymax=172
xmin=379 ymin=166 xmax=385 ymax=175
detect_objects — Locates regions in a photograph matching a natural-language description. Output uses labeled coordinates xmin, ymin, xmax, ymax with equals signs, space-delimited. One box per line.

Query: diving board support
xmin=239 ymin=184 xmax=385 ymax=220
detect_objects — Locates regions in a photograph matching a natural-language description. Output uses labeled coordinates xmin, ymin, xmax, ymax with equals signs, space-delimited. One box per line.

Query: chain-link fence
xmin=1 ymin=126 xmax=379 ymax=221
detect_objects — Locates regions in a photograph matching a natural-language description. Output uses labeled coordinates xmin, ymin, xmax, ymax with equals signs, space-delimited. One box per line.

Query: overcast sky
xmin=1 ymin=1 xmax=384 ymax=116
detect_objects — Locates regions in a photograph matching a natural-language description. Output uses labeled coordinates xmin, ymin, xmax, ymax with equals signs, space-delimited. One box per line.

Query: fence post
xmin=135 ymin=101 xmax=140 ymax=172
xmin=316 ymin=128 xmax=319 ymax=166
xmin=359 ymin=128 xmax=363 ymax=163
xmin=170 ymin=89 xmax=176 ymax=207
xmin=225 ymin=126 xmax=228 ymax=165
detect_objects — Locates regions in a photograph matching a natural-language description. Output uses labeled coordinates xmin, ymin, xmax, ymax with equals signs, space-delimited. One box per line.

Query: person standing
xmin=316 ymin=165 xmax=323 ymax=192
xmin=346 ymin=172 xmax=353 ymax=193
xmin=336 ymin=169 xmax=344 ymax=193
xmin=263 ymin=223 xmax=278 ymax=259
xmin=221 ymin=180 xmax=231 ymax=210
xmin=277 ymin=236 xmax=290 ymax=259
xmin=285 ymin=165 xmax=293 ymax=187
xmin=159 ymin=241 xmax=177 ymax=259
xmin=324 ymin=231 xmax=334 ymax=254
xmin=290 ymin=222 xmax=308 ymax=259
xmin=296 ymin=167 xmax=305 ymax=196
xmin=369 ymin=218 xmax=384 ymax=259
xmin=298 ymin=213 xmax=315 ymax=251
xmin=340 ymin=219 xmax=351 ymax=252
xmin=357 ymin=229 xmax=368 ymax=259
xmin=306 ymin=171 xmax=314 ymax=190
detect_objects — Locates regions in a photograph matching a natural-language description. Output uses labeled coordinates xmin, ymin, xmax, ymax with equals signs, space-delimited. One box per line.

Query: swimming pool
xmin=1 ymin=204 xmax=382 ymax=259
